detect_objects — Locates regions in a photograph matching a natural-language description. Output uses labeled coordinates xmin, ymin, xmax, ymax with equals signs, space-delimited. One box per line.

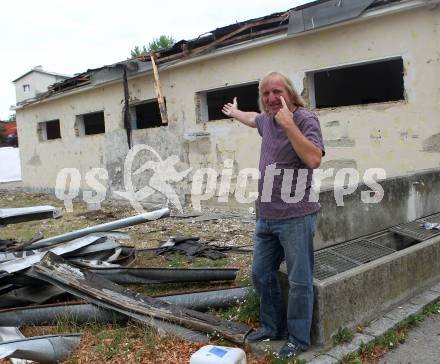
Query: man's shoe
xmin=278 ymin=340 xmax=302 ymax=358
xmin=246 ymin=330 xmax=286 ymax=343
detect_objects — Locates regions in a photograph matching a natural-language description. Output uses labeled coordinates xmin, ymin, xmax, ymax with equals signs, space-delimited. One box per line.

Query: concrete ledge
xmin=315 ymin=169 xmax=440 ymax=250
xmin=278 ymin=232 xmax=440 ymax=347
xmin=309 ymin=233 xmax=440 ymax=346
xmin=307 ymin=280 xmax=440 ymax=363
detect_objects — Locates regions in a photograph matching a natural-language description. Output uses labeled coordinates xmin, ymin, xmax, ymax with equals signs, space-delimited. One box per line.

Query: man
xmin=222 ymin=71 xmax=325 ymax=358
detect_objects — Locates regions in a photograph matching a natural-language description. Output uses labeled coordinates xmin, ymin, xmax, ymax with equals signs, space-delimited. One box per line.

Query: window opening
xmin=37 ymin=119 xmax=61 ymax=141
xmin=129 ymin=99 xmax=166 ymax=129
xmin=198 ymin=82 xmax=259 ymax=122
xmin=76 ymin=111 xmax=105 ymax=136
xmin=309 ymin=57 xmax=404 ymax=109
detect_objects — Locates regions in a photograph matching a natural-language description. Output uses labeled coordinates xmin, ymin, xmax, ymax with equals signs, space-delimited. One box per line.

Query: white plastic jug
xmin=189 ymin=345 xmax=247 ymax=364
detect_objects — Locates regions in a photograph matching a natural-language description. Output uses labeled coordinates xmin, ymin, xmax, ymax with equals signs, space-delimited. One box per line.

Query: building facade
xmin=13 ymin=1 xmax=440 ymax=211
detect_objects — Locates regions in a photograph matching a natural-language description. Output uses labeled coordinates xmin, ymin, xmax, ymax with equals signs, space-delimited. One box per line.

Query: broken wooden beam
xmin=150 ymin=53 xmax=168 ymax=125
xmin=30 ymin=252 xmax=251 ymax=344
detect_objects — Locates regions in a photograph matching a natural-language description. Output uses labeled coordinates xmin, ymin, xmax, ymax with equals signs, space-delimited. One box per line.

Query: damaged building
xmin=12 ymin=0 xmax=440 ymax=211
xmin=5 ymin=1 xmax=440 ymax=357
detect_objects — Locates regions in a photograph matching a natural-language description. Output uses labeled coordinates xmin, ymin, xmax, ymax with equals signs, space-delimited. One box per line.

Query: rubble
xmin=0 ymin=332 xmax=81 ymax=364
xmin=0 ymin=203 xmax=254 ymax=362
xmin=25 ymin=207 xmax=170 ymax=249
xmin=0 ymin=206 xmax=61 ymax=226
xmin=0 ymin=287 xmax=250 ymax=327
xmin=153 ymin=235 xmax=252 ymax=261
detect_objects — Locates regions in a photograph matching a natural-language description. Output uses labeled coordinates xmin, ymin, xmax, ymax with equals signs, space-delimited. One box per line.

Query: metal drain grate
xmin=314 ymin=250 xmax=359 ymax=281
xmin=389 ymin=220 xmax=440 ymax=241
xmin=314 ymin=213 xmax=440 ymax=281
xmin=365 ymin=233 xmax=396 ymax=249
xmin=331 ymin=239 xmax=396 ymax=264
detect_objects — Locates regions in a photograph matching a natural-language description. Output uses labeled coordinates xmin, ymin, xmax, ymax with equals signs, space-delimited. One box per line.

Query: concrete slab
xmin=378 ymin=315 xmax=440 ymax=364
xmin=248 ymin=338 xmax=327 ymax=362
xmin=325 ymin=334 xmax=374 ymax=361
xmin=429 ymin=281 xmax=440 ymax=294
xmin=409 ymin=290 xmax=440 ymax=307
xmin=385 ymin=303 xmax=420 ymax=322
xmin=307 ymin=354 xmax=339 ymax=364
xmin=247 ymin=339 xmax=285 ymax=357
xmin=363 ymin=317 xmax=397 ymax=337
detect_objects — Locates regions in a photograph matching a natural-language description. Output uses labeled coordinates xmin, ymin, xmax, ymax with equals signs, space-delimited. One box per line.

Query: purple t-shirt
xmin=255 ymin=107 xmax=325 ymax=219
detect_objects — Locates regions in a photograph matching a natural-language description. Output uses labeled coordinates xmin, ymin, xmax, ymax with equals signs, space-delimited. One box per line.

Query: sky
xmin=0 ymin=0 xmax=314 ymax=120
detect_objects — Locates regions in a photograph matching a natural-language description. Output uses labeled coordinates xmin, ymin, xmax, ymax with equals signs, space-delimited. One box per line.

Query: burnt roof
xmin=18 ymin=0 xmax=406 ymax=107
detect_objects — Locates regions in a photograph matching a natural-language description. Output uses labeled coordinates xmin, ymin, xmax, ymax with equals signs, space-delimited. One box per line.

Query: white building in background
xmin=13 ymin=66 xmax=70 ymax=104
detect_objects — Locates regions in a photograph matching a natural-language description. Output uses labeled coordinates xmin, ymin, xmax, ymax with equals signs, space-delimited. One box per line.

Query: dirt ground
xmin=0 ymin=188 xmax=294 ymax=363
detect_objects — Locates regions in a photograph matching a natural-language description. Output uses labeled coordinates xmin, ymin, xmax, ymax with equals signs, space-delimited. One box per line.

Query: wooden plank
xmin=32 ymin=252 xmax=250 ymax=344
xmin=150 ymin=53 xmax=168 ymax=124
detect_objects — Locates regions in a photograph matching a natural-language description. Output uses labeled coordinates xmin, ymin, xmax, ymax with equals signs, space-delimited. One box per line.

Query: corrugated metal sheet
xmin=288 ymin=0 xmax=376 ymax=34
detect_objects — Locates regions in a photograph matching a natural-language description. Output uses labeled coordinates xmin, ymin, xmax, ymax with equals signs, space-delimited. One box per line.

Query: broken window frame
xmin=37 ymin=119 xmax=62 ymax=142
xmin=306 ymin=56 xmax=405 ymax=109
xmin=75 ymin=111 xmax=106 ymax=136
xmin=128 ymin=98 xmax=167 ymax=130
xmin=196 ymin=81 xmax=260 ymax=123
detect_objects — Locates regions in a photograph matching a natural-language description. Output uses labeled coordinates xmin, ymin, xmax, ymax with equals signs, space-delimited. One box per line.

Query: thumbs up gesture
xmin=222 ymin=97 xmax=238 ymax=118
xmin=274 ymin=96 xmax=293 ymax=129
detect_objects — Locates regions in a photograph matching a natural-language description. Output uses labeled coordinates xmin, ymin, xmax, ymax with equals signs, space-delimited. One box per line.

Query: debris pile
xmin=0 ymin=205 xmax=252 ymax=363
xmin=152 ymin=236 xmax=252 ymax=261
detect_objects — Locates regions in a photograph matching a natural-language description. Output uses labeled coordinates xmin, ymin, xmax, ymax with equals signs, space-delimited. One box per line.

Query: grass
xmin=165 ymin=254 xmax=229 ymax=268
xmin=192 ymin=257 xmax=228 ymax=268
xmin=210 ymin=288 xmax=260 ymax=325
xmin=333 ymin=327 xmax=354 ymax=346
xmin=239 ymin=273 xmax=253 ymax=286
xmin=95 ymin=327 xmax=132 ymax=360
xmin=167 ymin=253 xmax=188 ymax=268
xmin=93 ymin=324 xmax=162 ymax=361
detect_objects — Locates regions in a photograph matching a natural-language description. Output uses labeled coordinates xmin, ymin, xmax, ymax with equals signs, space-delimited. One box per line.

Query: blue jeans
xmin=252 ymin=213 xmax=317 ymax=349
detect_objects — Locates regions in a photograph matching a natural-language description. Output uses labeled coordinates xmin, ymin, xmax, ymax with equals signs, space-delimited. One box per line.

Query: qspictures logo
xmin=54 ymin=144 xmax=386 ymax=213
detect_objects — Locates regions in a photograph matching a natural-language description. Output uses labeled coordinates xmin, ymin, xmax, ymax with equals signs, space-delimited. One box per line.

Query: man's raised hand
xmin=222 ymin=97 xmax=238 ymax=118
xmin=274 ymin=96 xmax=293 ymax=129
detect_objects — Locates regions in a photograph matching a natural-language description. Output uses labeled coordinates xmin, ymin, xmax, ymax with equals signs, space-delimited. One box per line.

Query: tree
xmin=147 ymin=35 xmax=175 ymax=52
xmin=8 ymin=114 xmax=16 ymax=122
xmin=130 ymin=45 xmax=149 ymax=58
xmin=130 ymin=35 xmax=175 ymax=58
